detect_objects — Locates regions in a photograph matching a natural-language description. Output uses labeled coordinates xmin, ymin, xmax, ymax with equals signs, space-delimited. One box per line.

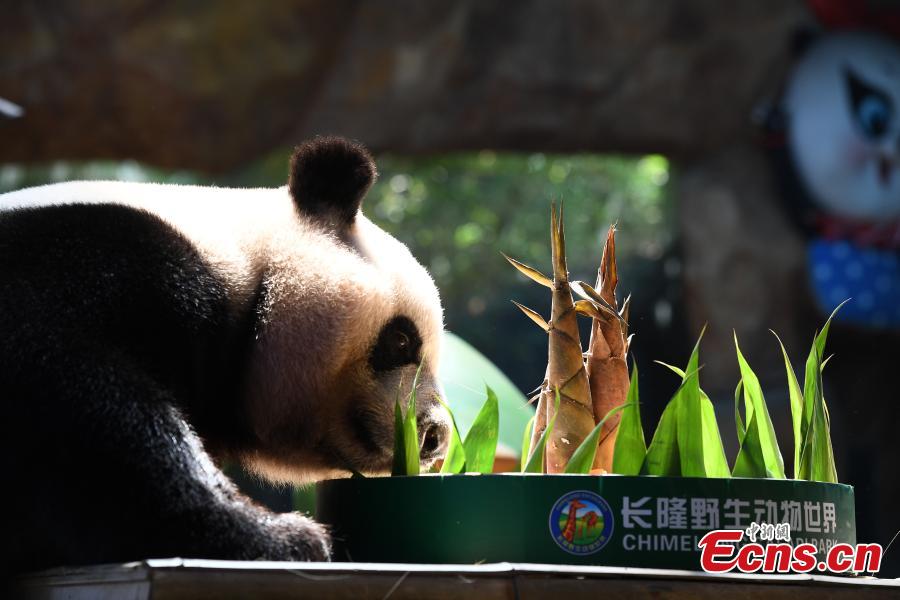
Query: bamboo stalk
xmin=527 ymin=387 xmax=547 ymax=467
xmin=534 ymin=204 xmax=595 ymax=472
xmin=582 ymin=226 xmax=630 ymax=472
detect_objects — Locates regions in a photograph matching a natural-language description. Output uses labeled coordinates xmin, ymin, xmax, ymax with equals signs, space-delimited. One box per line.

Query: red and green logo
xmin=549 ymin=490 xmax=614 ymax=555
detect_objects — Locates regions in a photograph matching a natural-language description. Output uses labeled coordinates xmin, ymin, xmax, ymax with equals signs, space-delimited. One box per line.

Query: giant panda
xmin=0 ymin=136 xmax=449 ymax=575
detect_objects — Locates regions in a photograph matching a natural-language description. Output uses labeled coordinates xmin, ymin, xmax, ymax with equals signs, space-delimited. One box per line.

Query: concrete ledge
xmin=14 ymin=559 xmax=900 ymax=599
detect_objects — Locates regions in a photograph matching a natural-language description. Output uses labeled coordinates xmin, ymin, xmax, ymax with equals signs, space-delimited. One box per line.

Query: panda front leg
xmin=17 ymin=358 xmax=331 ymax=567
xmin=137 ymin=409 xmax=333 ymax=563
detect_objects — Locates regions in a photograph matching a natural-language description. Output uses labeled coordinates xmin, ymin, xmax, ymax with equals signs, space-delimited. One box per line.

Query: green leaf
xmin=438 ymin=398 xmax=466 ymax=474
xmin=699 ymin=390 xmax=730 ymax=478
xmin=734 ymin=334 xmax=785 ymax=479
xmin=523 ymin=389 xmax=560 ymax=473
xmin=612 ymin=364 xmax=646 ymax=475
xmin=675 ymin=334 xmax=705 ymax=477
xmin=402 ymin=381 xmax=420 ymax=476
xmin=392 ymin=363 xmax=425 ymax=477
xmin=641 ymin=360 xmax=704 ymax=477
xmin=734 ymin=380 xmax=745 ymax=443
xmin=520 ymin=414 xmax=536 ymax=472
xmin=799 ymin=344 xmax=838 ymax=483
xmin=391 ymin=398 xmax=407 ymax=476
xmin=732 ymin=412 xmax=770 ymax=477
xmin=565 ymin=404 xmax=627 ymax=474
xmin=462 ymin=386 xmax=500 ymax=473
xmin=654 ymin=360 xmax=686 ymax=378
xmin=653 ymin=330 xmax=728 ymax=478
xmin=801 ymin=301 xmax=845 ymax=449
xmin=772 ymin=330 xmax=805 ymax=479
xmin=641 ymin=400 xmax=680 ymax=476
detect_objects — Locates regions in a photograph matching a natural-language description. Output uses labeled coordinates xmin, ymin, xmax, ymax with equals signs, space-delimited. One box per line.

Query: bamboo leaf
xmin=521 ymin=414 xmax=536 ymax=472
xmin=523 ymin=389 xmax=560 ymax=473
xmin=462 ymin=386 xmax=500 ymax=473
xmin=802 ymin=301 xmax=846 ymax=445
xmin=802 ymin=344 xmax=839 ymax=483
xmin=734 ymin=334 xmax=785 ymax=479
xmin=511 ymin=301 xmax=550 ymax=332
xmin=732 ymin=412 xmax=770 ymax=477
xmin=812 ymin=397 xmax=838 ymax=483
xmin=403 ymin=380 xmax=420 ymax=476
xmin=391 ymin=398 xmax=407 ymax=476
xmin=438 ymin=398 xmax=466 ymax=474
xmin=654 ymin=360 xmax=686 ymax=379
xmin=503 ymin=253 xmax=552 ymax=288
xmin=675 ymin=335 xmax=705 ymax=477
xmin=641 ymin=401 xmax=680 ymax=476
xmin=699 ymin=390 xmax=731 ymax=478
xmin=734 ymin=380 xmax=745 ymax=442
xmin=797 ymin=406 xmax=814 ymax=480
xmin=640 ymin=358 xmax=708 ymax=477
xmin=650 ymin=329 xmax=726 ymax=477
xmin=612 ymin=364 xmax=646 ymax=475
xmin=772 ymin=330 xmax=804 ymax=479
xmin=652 ymin=360 xmax=740 ymax=477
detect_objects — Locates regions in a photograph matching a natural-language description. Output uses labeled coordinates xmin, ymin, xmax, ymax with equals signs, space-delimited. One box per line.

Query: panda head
xmin=241 ymin=136 xmax=449 ymax=482
xmin=784 ymin=32 xmax=900 ymax=221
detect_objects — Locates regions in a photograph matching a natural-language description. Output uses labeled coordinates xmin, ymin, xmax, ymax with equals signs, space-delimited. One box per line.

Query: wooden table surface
xmin=14 ymin=559 xmax=900 ymax=599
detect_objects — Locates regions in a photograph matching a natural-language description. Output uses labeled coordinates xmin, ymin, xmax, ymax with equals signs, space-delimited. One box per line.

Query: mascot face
xmin=785 ymin=32 xmax=900 ymax=220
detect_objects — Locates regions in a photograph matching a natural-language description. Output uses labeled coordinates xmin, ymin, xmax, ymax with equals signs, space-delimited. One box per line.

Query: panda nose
xmin=420 ymin=420 xmax=448 ymax=459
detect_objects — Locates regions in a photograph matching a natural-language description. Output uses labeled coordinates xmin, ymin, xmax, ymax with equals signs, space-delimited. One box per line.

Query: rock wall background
xmin=1 ymin=0 xmax=811 ymax=388
xmin=3 ymin=1 xmax=805 ymax=168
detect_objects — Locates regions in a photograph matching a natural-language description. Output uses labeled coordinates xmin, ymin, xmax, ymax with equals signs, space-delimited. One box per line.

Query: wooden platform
xmin=14 ymin=559 xmax=900 ymax=599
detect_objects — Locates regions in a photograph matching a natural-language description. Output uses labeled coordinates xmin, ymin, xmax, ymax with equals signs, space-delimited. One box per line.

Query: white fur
xmin=0 ymin=181 xmax=445 ymax=481
xmin=0 ymin=181 xmax=442 ymax=362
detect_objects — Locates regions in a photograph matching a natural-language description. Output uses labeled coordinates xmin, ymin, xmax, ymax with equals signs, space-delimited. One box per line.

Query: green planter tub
xmin=316 ymin=474 xmax=855 ymax=570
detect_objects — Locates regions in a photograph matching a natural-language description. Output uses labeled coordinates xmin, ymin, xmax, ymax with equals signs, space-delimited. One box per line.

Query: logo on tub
xmin=549 ymin=490 xmax=614 ymax=555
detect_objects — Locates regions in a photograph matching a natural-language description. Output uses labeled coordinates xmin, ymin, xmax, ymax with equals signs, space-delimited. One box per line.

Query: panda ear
xmin=288 ymin=136 xmax=378 ymax=229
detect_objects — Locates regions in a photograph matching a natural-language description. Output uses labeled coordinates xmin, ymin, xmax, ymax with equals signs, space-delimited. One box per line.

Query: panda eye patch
xmin=369 ymin=316 xmax=422 ymax=372
xmin=394 ymin=331 xmax=410 ymax=351
xmin=844 ymin=67 xmax=893 ymax=140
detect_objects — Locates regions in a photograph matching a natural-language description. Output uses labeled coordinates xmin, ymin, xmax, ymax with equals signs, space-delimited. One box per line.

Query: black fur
xmin=288 ymin=136 xmax=378 ymax=228
xmin=368 ymin=316 xmax=422 ymax=373
xmin=0 ymin=203 xmax=329 ymax=579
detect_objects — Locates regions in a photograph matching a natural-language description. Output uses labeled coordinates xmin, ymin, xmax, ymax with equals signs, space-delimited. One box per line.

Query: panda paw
xmin=267 ymin=512 xmax=332 ymax=562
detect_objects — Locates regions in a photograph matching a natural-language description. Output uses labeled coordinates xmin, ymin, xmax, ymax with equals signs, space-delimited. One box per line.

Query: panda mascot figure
xmin=0 ymin=136 xmax=449 ymax=576
xmin=761 ymin=0 xmax=900 ymax=575
xmin=781 ymin=31 xmax=900 ymax=326
xmin=765 ymin=2 xmax=900 ymax=327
